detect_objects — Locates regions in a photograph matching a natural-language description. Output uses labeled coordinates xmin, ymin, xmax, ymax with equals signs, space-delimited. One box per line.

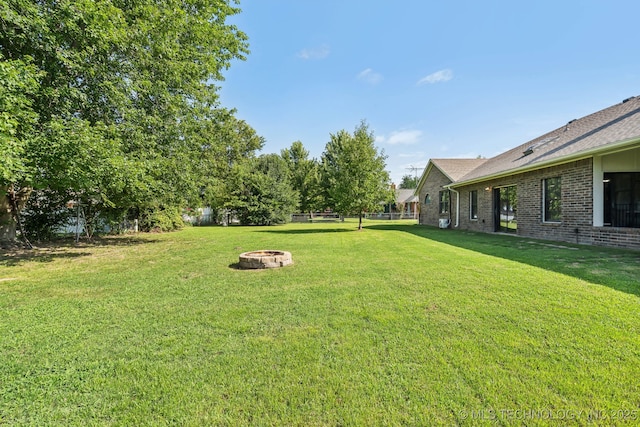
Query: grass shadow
xmin=0 ymin=249 xmax=92 ymax=267
xmin=257 ymin=227 xmax=357 ymax=235
xmin=367 ymin=223 xmax=640 ymax=297
xmin=227 ymin=262 xmax=273 ymax=271
xmin=0 ymin=235 xmax=158 ymax=267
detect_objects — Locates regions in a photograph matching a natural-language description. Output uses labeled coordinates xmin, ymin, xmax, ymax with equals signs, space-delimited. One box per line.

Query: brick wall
xmin=451 ymin=159 xmax=640 ymax=250
xmin=418 ymin=167 xmax=452 ymax=227
xmin=454 ymin=182 xmax=495 ymax=233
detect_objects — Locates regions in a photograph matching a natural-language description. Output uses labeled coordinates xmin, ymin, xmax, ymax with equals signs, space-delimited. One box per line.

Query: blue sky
xmin=219 ymin=0 xmax=640 ymax=185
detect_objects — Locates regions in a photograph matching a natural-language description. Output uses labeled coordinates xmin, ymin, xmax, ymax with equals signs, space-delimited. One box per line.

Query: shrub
xmin=139 ymin=206 xmax=185 ymax=232
xmin=22 ymin=189 xmax=74 ymax=241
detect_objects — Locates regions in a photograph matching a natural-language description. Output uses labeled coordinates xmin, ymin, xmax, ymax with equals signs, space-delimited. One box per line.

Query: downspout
xmin=449 ymin=188 xmax=460 ymax=228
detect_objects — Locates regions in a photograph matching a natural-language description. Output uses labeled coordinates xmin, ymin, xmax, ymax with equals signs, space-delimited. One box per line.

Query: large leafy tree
xmin=281 ymin=141 xmax=322 ymax=215
xmin=201 ymin=114 xmax=265 ymax=219
xmin=321 ymin=121 xmax=392 ymax=230
xmin=0 ymin=57 xmax=38 ymax=185
xmin=398 ymin=174 xmax=419 ymax=189
xmin=0 ymin=0 xmax=252 ymax=243
xmin=0 ymin=56 xmax=39 ymax=245
xmin=232 ymin=154 xmax=298 ymax=225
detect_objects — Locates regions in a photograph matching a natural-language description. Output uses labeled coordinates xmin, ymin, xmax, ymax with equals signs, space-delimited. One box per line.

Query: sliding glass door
xmin=494 ymin=186 xmax=517 ymax=233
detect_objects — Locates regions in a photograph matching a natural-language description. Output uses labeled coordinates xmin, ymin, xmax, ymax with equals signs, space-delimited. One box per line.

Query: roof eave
xmin=414 ymin=162 xmax=434 ymax=195
xmin=448 ymin=136 xmax=640 ymax=188
xmin=415 ymin=160 xmax=461 ymax=195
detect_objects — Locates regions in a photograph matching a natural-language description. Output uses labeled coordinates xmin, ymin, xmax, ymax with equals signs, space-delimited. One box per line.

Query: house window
xmin=604 ymin=172 xmax=640 ymax=228
xmin=425 ymin=194 xmax=431 ymax=204
xmin=439 ymin=190 xmax=449 ymax=214
xmin=470 ymin=190 xmax=478 ymax=219
xmin=543 ymin=177 xmax=562 ymax=222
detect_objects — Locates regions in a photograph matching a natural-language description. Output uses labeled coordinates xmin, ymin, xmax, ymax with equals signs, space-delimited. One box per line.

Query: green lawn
xmin=1 ymin=221 xmax=639 ymax=426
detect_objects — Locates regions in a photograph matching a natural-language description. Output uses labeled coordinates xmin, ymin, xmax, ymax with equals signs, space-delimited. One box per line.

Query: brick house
xmin=416 ymin=159 xmax=487 ymax=226
xmin=394 ymin=188 xmax=420 ymax=218
xmin=416 ymin=96 xmax=640 ymax=249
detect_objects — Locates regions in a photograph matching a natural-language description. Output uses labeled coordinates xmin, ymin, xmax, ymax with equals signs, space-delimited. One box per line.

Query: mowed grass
xmin=1 ymin=220 xmax=639 ymax=426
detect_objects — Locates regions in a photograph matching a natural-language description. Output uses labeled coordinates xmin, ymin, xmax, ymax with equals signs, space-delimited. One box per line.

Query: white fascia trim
xmin=447 ymin=137 xmax=640 ymax=189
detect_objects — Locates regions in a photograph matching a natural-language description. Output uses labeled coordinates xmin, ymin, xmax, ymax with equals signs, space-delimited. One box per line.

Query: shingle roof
xmin=456 ymin=96 xmax=640 ymax=184
xmin=430 ymin=158 xmax=488 ymax=181
xmin=395 ymin=188 xmax=418 ymax=204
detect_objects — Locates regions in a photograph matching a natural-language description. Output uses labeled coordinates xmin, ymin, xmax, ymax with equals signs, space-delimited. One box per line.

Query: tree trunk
xmin=358 ymin=212 xmax=363 ymax=230
xmin=0 ymin=187 xmax=17 ymax=247
xmin=0 ymin=185 xmax=32 ymax=248
xmin=0 ymin=214 xmax=17 ymax=245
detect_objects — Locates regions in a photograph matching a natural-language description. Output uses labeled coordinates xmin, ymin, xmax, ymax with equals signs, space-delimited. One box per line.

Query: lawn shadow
xmin=227 ymin=262 xmax=271 ymax=270
xmin=0 ymin=249 xmax=92 ymax=267
xmin=0 ymin=235 xmax=158 ymax=267
xmin=256 ymin=227 xmax=357 ymax=235
xmin=367 ymin=223 xmax=640 ymax=297
xmin=80 ymin=235 xmax=160 ymax=247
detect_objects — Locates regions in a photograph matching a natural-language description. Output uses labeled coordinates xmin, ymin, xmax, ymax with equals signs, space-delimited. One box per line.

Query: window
xmin=424 ymin=193 xmax=431 ymax=204
xmin=470 ymin=190 xmax=478 ymax=219
xmin=439 ymin=190 xmax=449 ymax=214
xmin=543 ymin=177 xmax=562 ymax=222
xmin=604 ymin=172 xmax=640 ymax=228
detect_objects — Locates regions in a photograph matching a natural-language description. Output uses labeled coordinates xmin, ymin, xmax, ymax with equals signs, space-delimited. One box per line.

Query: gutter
xmin=449 ymin=187 xmax=460 ymax=228
xmin=447 ymin=136 xmax=640 ymax=189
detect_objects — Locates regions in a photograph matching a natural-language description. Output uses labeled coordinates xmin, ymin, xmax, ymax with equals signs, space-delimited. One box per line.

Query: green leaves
xmin=1 ymin=0 xmax=257 ymax=238
xmin=281 ymin=141 xmax=323 ymax=213
xmin=398 ymin=174 xmax=419 ymax=189
xmin=321 ymin=121 xmax=392 ymax=228
xmin=231 ymin=154 xmax=299 ymax=226
xmin=0 ymin=56 xmax=39 ymax=184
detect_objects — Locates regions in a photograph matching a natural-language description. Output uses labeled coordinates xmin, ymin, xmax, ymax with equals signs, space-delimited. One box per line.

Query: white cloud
xmin=398 ymin=152 xmax=425 ymax=158
xmin=386 ymin=129 xmax=423 ymax=145
xmin=297 ymin=44 xmax=330 ymax=60
xmin=417 ymin=69 xmax=453 ymax=85
xmin=357 ymin=68 xmax=383 ymax=85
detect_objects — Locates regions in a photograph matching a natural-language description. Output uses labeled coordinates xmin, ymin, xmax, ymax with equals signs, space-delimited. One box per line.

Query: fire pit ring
xmin=238 ymin=250 xmax=293 ymax=269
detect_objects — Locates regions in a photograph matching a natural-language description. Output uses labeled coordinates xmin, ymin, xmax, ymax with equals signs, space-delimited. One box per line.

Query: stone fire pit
xmin=238 ymin=250 xmax=293 ymax=269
